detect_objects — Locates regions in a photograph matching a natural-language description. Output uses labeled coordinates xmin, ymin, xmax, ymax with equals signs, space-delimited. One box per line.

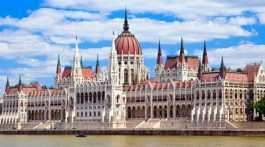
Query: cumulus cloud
xmin=0 ymin=8 xmax=256 ymax=44
xmin=45 ymin=0 xmax=265 ymax=20
xmin=195 ymin=43 xmax=265 ymax=68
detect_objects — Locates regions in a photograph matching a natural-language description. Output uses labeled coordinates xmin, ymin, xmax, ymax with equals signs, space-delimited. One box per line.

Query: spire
xmin=178 ymin=37 xmax=185 ymax=64
xmin=56 ymin=55 xmax=61 ymax=75
xmin=156 ymin=40 xmax=163 ymax=65
xmin=111 ymin=31 xmax=117 ymax=55
xmin=123 ymin=8 xmax=129 ymax=32
xmin=19 ymin=74 xmax=22 ymax=86
xmin=95 ymin=53 xmax=100 ymax=75
xmin=80 ymin=56 xmax=83 ymax=68
xmin=219 ymin=57 xmax=226 ymax=79
xmin=18 ymin=74 xmax=22 ymax=91
xmin=202 ymin=41 xmax=208 ymax=65
xmin=75 ymin=35 xmax=79 ymax=50
xmin=180 ymin=38 xmax=184 ymax=54
xmin=71 ymin=35 xmax=83 ymax=82
xmin=5 ymin=76 xmax=10 ymax=92
xmin=197 ymin=60 xmax=202 ymax=80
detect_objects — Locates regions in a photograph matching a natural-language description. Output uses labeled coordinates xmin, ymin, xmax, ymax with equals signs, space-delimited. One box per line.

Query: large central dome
xmin=115 ymin=10 xmax=142 ymax=55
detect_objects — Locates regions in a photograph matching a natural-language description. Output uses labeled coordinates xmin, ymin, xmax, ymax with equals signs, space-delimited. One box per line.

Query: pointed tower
xmin=197 ymin=60 xmax=202 ymax=80
xmin=71 ymin=36 xmax=83 ymax=84
xmin=123 ymin=8 xmax=129 ymax=32
xmin=202 ymin=41 xmax=209 ymax=72
xmin=18 ymin=74 xmax=22 ymax=92
xmin=109 ymin=32 xmax=120 ymax=85
xmin=56 ymin=55 xmax=61 ymax=78
xmin=178 ymin=38 xmax=186 ymax=65
xmin=95 ymin=53 xmax=101 ymax=78
xmin=176 ymin=38 xmax=188 ymax=81
xmin=219 ymin=57 xmax=226 ymax=79
xmin=80 ymin=56 xmax=83 ymax=68
xmin=5 ymin=77 xmax=10 ymax=93
xmin=155 ymin=40 xmax=164 ymax=76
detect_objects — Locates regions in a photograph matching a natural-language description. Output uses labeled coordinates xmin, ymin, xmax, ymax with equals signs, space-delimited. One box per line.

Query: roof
xmin=200 ymin=72 xmax=250 ymax=83
xmin=115 ymin=31 xmax=142 ymax=55
xmin=200 ymin=72 xmax=220 ymax=82
xmin=165 ymin=55 xmax=199 ymax=70
xmin=244 ymin=63 xmax=261 ymax=82
xmin=62 ymin=66 xmax=94 ymax=79
xmin=5 ymin=83 xmax=42 ymax=95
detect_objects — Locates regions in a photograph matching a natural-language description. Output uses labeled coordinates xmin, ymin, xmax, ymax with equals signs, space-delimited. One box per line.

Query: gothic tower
xmin=71 ymin=36 xmax=83 ymax=85
xmin=155 ymin=40 xmax=164 ymax=76
xmin=202 ymin=41 xmax=209 ymax=72
xmin=176 ymin=38 xmax=188 ymax=81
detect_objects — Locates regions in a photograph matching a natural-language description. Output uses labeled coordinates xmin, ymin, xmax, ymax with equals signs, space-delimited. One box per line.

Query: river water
xmin=0 ymin=135 xmax=264 ymax=147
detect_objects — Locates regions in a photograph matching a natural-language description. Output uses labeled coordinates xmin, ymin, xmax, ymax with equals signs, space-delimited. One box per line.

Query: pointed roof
xmin=219 ymin=57 xmax=226 ymax=79
xmin=197 ymin=60 xmax=202 ymax=80
xmin=56 ymin=55 xmax=61 ymax=75
xmin=156 ymin=40 xmax=163 ymax=65
xmin=5 ymin=76 xmax=10 ymax=92
xmin=178 ymin=38 xmax=185 ymax=64
xmin=18 ymin=74 xmax=22 ymax=91
xmin=202 ymin=41 xmax=208 ymax=65
xmin=95 ymin=54 xmax=100 ymax=74
xmin=180 ymin=38 xmax=184 ymax=54
xmin=123 ymin=8 xmax=129 ymax=32
xmin=80 ymin=56 xmax=83 ymax=68
xmin=19 ymin=74 xmax=22 ymax=86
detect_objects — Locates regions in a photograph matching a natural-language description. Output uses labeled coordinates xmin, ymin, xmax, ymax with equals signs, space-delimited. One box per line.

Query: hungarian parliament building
xmin=0 ymin=10 xmax=265 ymax=130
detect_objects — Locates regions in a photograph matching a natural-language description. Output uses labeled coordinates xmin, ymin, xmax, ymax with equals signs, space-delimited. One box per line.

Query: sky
xmin=0 ymin=0 xmax=265 ymax=93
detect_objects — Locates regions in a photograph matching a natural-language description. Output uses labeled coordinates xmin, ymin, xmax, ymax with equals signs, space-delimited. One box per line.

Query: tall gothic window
xmin=124 ymin=69 xmax=128 ymax=84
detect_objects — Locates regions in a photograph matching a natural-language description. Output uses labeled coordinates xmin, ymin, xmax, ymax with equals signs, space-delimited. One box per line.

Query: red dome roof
xmin=115 ymin=31 xmax=142 ymax=55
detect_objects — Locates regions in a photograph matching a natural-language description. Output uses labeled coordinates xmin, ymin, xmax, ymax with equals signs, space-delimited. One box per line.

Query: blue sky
xmin=1 ymin=0 xmax=265 ymax=93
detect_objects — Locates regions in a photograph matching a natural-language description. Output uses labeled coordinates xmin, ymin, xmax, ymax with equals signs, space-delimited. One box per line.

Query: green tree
xmin=253 ymin=97 xmax=265 ymax=121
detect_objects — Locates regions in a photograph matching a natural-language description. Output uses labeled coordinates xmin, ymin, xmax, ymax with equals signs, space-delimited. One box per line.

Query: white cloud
xmin=45 ymin=0 xmax=265 ymax=20
xmin=0 ymin=8 xmax=255 ymax=44
xmin=195 ymin=43 xmax=265 ymax=68
xmin=258 ymin=12 xmax=265 ymax=24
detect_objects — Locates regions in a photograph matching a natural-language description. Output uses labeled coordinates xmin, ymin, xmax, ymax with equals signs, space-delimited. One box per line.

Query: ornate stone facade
xmin=0 ymin=10 xmax=264 ymax=130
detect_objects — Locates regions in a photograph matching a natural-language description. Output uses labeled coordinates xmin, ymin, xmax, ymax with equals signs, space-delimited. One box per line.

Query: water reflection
xmin=0 ymin=135 xmax=264 ymax=147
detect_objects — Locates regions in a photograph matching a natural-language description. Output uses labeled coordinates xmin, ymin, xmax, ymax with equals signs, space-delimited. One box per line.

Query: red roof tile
xmin=62 ymin=66 xmax=94 ymax=80
xmin=244 ymin=63 xmax=261 ymax=82
xmin=165 ymin=56 xmax=199 ymax=70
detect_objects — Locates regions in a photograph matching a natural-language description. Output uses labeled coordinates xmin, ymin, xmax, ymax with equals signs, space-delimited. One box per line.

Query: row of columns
xmin=28 ymin=109 xmax=65 ymax=121
xmin=127 ymin=105 xmax=192 ymax=120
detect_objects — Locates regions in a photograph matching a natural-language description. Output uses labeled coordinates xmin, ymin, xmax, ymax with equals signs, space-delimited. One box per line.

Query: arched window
xmin=219 ymin=90 xmax=222 ymax=99
xmin=102 ymin=92 xmax=105 ymax=101
xmin=76 ymin=93 xmax=80 ymax=104
xmin=98 ymin=92 xmax=101 ymax=102
xmin=124 ymin=69 xmax=128 ymax=84
xmin=207 ymin=90 xmax=211 ymax=99
xmin=213 ymin=90 xmax=216 ymax=99
xmin=202 ymin=90 xmax=205 ymax=100
xmin=131 ymin=69 xmax=134 ymax=84
xmin=89 ymin=92 xmax=92 ymax=103
xmin=85 ymin=93 xmax=88 ymax=103
xmin=93 ymin=92 xmax=97 ymax=103
xmin=80 ymin=93 xmax=84 ymax=104
xmin=116 ymin=95 xmax=120 ymax=103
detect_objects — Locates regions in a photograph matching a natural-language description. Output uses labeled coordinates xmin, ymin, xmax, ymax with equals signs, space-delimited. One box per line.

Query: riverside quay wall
xmin=1 ymin=129 xmax=265 ymax=136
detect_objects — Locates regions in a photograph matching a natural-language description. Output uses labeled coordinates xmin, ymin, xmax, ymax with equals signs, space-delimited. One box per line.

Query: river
xmin=0 ymin=135 xmax=264 ymax=147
